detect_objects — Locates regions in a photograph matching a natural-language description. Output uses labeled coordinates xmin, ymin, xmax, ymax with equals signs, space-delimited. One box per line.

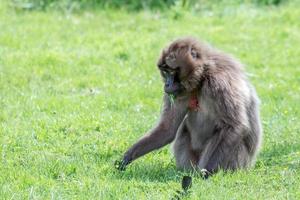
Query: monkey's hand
xmin=114 ymin=154 xmax=132 ymax=171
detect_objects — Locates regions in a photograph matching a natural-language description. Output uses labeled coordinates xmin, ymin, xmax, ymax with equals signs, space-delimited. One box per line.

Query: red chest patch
xmin=188 ymin=91 xmax=199 ymax=111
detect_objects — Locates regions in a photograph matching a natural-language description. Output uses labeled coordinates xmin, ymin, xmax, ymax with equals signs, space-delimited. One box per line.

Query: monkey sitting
xmin=117 ymin=37 xmax=262 ymax=177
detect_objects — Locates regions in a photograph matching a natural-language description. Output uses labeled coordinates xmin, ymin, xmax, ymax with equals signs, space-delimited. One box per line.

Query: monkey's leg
xmin=173 ymin=122 xmax=199 ymax=170
xmin=198 ymin=128 xmax=249 ymax=176
xmin=204 ymin=143 xmax=250 ymax=174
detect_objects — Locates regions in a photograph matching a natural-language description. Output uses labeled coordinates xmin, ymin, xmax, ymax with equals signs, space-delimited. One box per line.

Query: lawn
xmin=0 ymin=1 xmax=299 ymax=199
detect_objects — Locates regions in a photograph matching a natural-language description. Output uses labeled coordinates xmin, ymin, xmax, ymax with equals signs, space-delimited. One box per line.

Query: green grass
xmin=8 ymin=0 xmax=287 ymax=11
xmin=0 ymin=1 xmax=300 ymax=199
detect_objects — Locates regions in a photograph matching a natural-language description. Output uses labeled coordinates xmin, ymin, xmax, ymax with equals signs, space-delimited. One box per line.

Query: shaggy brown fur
xmin=118 ymin=37 xmax=262 ymax=176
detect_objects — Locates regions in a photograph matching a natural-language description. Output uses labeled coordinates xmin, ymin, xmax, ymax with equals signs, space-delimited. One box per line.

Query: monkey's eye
xmin=161 ymin=70 xmax=168 ymax=76
xmin=158 ymin=63 xmax=168 ymax=69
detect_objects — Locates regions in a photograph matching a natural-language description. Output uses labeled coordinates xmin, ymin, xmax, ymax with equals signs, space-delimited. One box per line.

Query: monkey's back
xmin=174 ymin=62 xmax=262 ymax=170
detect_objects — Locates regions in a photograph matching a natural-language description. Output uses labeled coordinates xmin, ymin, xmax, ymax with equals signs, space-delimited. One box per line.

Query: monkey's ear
xmin=190 ymin=48 xmax=199 ymax=59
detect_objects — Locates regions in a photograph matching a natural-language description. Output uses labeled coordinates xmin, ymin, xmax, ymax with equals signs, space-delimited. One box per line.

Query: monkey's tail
xmin=171 ymin=176 xmax=192 ymax=200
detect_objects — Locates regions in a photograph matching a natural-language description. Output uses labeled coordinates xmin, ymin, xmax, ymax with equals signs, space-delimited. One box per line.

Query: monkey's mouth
xmin=165 ymin=85 xmax=180 ymax=94
xmin=164 ymin=84 xmax=184 ymax=96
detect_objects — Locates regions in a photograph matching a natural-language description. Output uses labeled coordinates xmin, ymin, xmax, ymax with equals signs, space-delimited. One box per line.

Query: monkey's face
xmin=157 ymin=38 xmax=203 ymax=96
xmin=159 ymin=65 xmax=183 ymax=95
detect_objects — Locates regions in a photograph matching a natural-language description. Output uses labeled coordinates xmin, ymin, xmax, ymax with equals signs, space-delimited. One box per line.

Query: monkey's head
xmin=157 ymin=37 xmax=209 ymax=96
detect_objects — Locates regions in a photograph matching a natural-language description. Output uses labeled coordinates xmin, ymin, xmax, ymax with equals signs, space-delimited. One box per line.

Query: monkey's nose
xmin=165 ymin=84 xmax=178 ymax=94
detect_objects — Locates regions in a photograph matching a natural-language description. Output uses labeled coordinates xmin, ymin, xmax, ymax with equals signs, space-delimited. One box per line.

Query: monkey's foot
xmin=200 ymin=169 xmax=211 ymax=179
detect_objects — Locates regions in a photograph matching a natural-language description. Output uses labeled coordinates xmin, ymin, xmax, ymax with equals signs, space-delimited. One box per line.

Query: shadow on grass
xmin=109 ymin=159 xmax=185 ymax=183
xmin=256 ymin=141 xmax=300 ymax=169
xmin=108 ymin=141 xmax=300 ymax=183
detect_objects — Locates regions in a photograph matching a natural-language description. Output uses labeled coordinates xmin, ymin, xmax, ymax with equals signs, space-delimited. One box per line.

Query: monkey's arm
xmin=120 ymin=95 xmax=187 ymax=169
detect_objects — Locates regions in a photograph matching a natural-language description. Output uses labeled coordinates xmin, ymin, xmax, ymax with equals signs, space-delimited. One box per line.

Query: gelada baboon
xmin=117 ymin=37 xmax=262 ymax=176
